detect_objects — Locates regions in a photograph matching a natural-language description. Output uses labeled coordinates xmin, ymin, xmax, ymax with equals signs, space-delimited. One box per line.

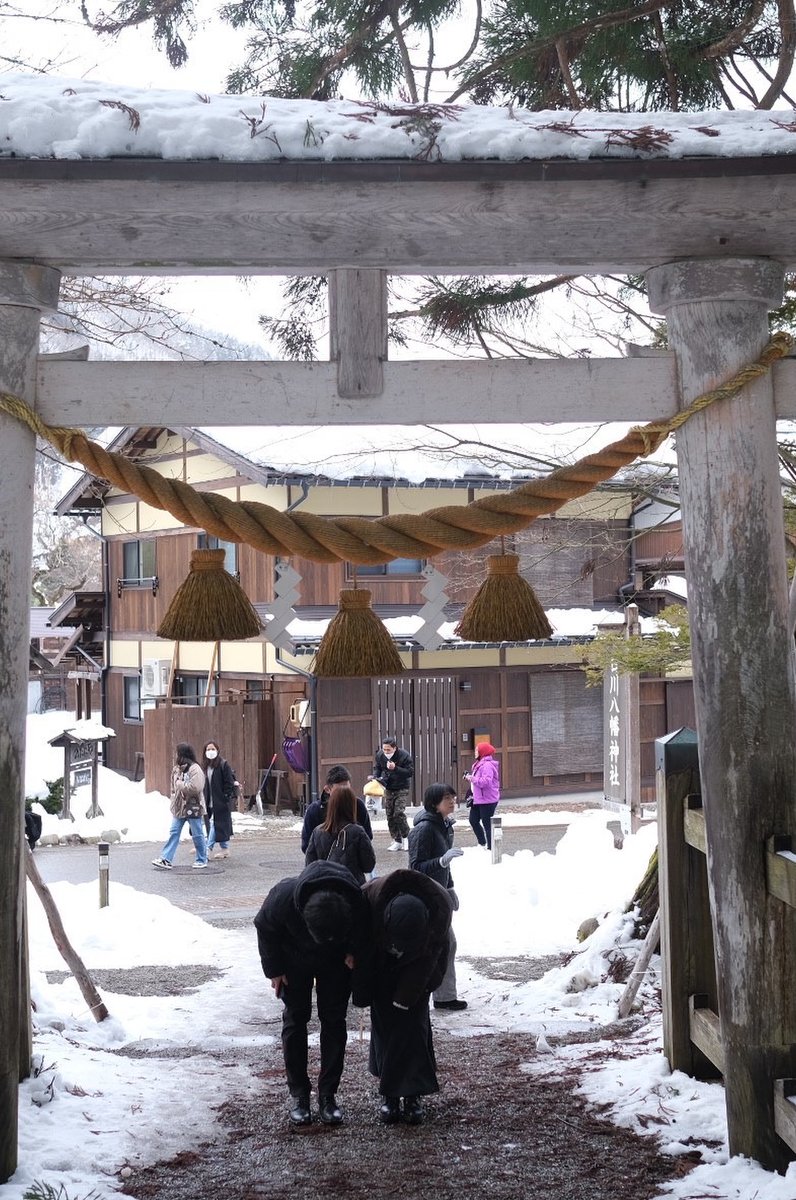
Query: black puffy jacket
xmin=254 ymin=860 xmax=369 ymax=980
xmin=408 ymin=808 xmax=455 ymax=889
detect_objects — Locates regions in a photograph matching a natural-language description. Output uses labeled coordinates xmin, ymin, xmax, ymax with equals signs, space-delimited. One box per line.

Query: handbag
xmin=184 ymin=799 xmax=202 ymax=819
xmin=464 ymin=788 xmax=473 ymax=809
xmin=325 ymin=829 xmax=349 ymax=864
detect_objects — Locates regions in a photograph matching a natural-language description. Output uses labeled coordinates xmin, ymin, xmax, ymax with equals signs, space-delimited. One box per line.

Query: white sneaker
xmin=387 ymin=840 xmax=403 ymax=852
xmin=152 ymin=858 xmax=172 ymax=870
xmin=192 ymin=861 xmax=208 ymax=869
xmin=400 ymin=840 xmax=408 ymax=850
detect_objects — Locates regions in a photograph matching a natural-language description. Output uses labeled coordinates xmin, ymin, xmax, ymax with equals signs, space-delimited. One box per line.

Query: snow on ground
xmin=7 ymin=711 xmax=796 ymax=1200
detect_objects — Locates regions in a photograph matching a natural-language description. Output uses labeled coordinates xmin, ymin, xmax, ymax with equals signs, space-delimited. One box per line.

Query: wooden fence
xmin=142 ymin=695 xmax=272 ymax=801
xmin=657 ymin=729 xmax=796 ymax=1158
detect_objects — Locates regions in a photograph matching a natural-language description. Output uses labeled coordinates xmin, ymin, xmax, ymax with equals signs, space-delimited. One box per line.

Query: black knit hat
xmin=383 ymin=894 xmax=428 ymax=954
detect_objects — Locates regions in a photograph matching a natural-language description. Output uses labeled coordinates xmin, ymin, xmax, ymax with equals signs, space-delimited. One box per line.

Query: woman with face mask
xmin=202 ymin=740 xmax=237 ymax=859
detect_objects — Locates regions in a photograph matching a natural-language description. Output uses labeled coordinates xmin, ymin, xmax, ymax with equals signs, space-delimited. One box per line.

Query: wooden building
xmin=28 ymin=602 xmax=102 ymax=716
xmin=56 ymin=425 xmax=691 ymax=804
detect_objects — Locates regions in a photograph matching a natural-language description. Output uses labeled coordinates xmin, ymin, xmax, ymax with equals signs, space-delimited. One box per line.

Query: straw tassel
xmin=313 ymin=589 xmax=404 ymax=677
xmin=455 ymin=554 xmax=553 ymax=642
xmin=156 ymin=549 xmax=262 ymax=641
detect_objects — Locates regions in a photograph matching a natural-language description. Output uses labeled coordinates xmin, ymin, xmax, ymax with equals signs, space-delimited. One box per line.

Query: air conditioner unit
xmin=141 ymin=658 xmax=172 ymax=698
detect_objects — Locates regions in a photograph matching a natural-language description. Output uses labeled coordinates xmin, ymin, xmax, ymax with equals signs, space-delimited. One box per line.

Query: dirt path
xmin=123 ymin=1028 xmax=694 ymax=1200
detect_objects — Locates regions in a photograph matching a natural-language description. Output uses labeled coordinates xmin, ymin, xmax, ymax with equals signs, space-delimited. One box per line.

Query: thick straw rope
xmin=2 ymin=332 xmax=790 ymax=565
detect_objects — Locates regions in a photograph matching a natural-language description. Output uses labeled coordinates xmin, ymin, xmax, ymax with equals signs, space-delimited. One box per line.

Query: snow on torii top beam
xmin=2 ymin=75 xmax=796 ymax=276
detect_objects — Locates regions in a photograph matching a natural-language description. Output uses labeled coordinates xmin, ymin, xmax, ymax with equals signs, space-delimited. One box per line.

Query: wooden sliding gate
xmin=314 ymin=673 xmax=458 ymax=802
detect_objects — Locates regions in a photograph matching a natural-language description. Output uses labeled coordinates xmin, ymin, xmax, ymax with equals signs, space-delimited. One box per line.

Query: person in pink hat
xmin=464 ymin=743 xmax=501 ymax=850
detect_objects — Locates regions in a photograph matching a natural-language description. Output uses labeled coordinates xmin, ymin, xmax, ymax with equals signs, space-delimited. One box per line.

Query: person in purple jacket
xmin=464 ymin=742 xmax=501 ymax=850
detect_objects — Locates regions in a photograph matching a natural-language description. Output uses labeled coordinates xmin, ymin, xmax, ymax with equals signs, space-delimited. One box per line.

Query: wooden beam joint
xmin=328 ymin=268 xmax=387 ymax=399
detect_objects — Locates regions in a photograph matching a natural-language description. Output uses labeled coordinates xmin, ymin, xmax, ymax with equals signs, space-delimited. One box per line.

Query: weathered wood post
xmin=0 ymin=261 xmax=60 ymax=1184
xmin=647 ymin=258 xmax=796 ymax=1171
xmin=622 ymin=605 xmax=642 ymax=833
xmin=328 ymin=269 xmax=388 ymax=399
xmin=655 ymin=727 xmax=718 ymax=1076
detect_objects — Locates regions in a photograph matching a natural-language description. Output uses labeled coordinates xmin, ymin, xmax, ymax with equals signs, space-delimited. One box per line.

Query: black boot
xmin=319 ymin=1094 xmax=343 ymax=1125
xmin=403 ymin=1095 xmax=424 ymax=1125
xmin=379 ymin=1096 xmax=401 ymax=1124
xmin=289 ymin=1095 xmax=312 ymax=1126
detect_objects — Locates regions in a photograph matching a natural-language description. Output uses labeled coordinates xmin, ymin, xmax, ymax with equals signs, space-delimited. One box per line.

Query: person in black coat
xmin=202 ymin=741 xmax=236 ymax=859
xmin=254 ymin=860 xmax=370 ymax=1127
xmin=305 ymin=784 xmax=376 ymax=885
xmin=300 ymin=764 xmax=373 ymax=854
xmin=371 ymin=737 xmax=414 ymax=851
xmin=25 ymin=809 xmax=42 ymax=850
xmin=409 ymin=783 xmax=466 ymax=1012
xmin=357 ymin=868 xmax=453 ymax=1126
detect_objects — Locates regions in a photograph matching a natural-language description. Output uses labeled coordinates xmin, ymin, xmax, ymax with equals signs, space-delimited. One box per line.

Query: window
xmin=123 ymin=675 xmax=142 ymax=722
xmin=173 ymin=674 xmax=218 ymax=706
xmin=121 ymin=539 xmax=156 ymax=583
xmin=198 ymin=533 xmax=238 ymax=575
xmin=354 ymin=558 xmax=424 ymax=578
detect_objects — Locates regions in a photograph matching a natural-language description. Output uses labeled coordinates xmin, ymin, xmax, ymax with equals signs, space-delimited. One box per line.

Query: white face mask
xmin=383 ymin=749 xmax=395 ymax=759
xmin=206 ymin=749 xmax=218 ymax=760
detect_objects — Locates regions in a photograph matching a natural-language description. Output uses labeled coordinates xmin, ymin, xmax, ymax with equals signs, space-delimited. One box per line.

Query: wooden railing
xmin=656 ymin=730 xmax=796 ymax=1157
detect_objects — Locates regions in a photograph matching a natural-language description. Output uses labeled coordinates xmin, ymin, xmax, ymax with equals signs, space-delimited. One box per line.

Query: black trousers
xmin=280 ymin=960 xmax=352 ymax=1098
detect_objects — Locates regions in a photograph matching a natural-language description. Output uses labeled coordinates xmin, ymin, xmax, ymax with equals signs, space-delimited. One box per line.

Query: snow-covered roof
xmin=194 ymin=422 xmax=673 ymax=484
xmin=655 ymin=574 xmax=688 ymax=599
xmin=281 ymin=606 xmax=661 ymax=648
xmin=2 ymin=75 xmax=795 ymax=163
xmin=29 ymin=608 xmax=77 ymax=640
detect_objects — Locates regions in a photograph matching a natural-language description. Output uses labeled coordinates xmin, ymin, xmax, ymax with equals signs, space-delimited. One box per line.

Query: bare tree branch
xmin=390 ymin=2 xmax=418 ymax=101
xmin=555 ymin=38 xmax=582 ymax=108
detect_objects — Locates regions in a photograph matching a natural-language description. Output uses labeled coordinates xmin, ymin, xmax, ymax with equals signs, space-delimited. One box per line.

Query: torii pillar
xmin=647 ymin=258 xmax=796 ymax=1171
xmin=0 ymin=262 xmax=60 ymax=1183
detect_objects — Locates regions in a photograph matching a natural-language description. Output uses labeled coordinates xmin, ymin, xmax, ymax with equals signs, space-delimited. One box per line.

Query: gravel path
xmin=76 ymin=958 xmax=695 ymax=1200
xmin=122 ymin=1028 xmax=686 ymax=1200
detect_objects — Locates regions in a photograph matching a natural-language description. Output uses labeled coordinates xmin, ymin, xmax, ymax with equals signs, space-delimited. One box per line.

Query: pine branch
xmin=305 ymin=0 xmax=395 ymax=97
xmin=447 ymin=0 xmax=678 ymax=103
xmin=418 ymin=275 xmax=577 ymax=341
xmin=701 ymin=0 xmax=768 ymax=60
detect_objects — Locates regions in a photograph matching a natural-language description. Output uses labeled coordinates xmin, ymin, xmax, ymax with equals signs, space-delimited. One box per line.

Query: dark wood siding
xmin=639 ymin=675 xmax=696 ymax=800
xmin=634 ymin=523 xmax=685 ymax=569
xmin=105 ymin=670 xmax=144 ymax=773
xmin=312 ymin=665 xmax=607 ymax=802
xmin=142 ymin=696 xmax=271 ymax=800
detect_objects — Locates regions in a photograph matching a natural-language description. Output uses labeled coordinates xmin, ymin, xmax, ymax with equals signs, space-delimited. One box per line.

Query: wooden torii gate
xmin=2 ymin=152 xmax=796 ymax=1178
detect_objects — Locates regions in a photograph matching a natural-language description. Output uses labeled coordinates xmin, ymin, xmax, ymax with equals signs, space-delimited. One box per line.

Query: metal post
xmin=98 ymin=842 xmax=110 ymax=909
xmin=491 ymin=815 xmax=503 ymax=864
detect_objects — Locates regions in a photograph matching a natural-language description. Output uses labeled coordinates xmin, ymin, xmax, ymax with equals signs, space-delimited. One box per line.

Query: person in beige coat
xmin=152 ymin=742 xmax=208 ymax=869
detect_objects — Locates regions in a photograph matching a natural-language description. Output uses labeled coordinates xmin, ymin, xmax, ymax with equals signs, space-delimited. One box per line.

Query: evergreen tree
xmin=77 ymin=1 xmax=796 ymax=356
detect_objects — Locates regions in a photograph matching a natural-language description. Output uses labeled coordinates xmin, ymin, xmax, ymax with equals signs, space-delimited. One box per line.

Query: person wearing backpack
xmin=305 ymin=784 xmax=376 ymax=885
